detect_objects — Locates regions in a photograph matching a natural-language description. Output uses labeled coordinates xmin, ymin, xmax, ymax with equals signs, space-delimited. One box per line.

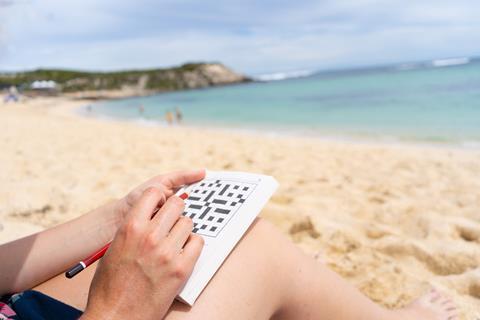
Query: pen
xmin=65 ymin=192 xmax=189 ymax=278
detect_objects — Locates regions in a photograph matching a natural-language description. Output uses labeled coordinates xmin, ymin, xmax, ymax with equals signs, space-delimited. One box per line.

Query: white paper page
xmin=174 ymin=171 xmax=278 ymax=305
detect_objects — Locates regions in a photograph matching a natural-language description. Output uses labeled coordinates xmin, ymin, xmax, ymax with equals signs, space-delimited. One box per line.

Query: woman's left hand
xmin=115 ymin=169 xmax=205 ymax=223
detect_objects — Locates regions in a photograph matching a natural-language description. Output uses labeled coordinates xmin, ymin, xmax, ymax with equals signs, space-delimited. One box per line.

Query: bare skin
xmin=0 ymin=169 xmax=206 ymax=295
xmin=82 ymin=189 xmax=204 ymax=320
xmin=394 ymin=289 xmax=458 ymax=320
xmin=1 ymin=170 xmax=458 ymax=319
xmin=34 ymin=221 xmax=458 ymax=320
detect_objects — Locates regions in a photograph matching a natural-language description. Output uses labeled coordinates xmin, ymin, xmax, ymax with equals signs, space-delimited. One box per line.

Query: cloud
xmin=0 ymin=0 xmax=479 ymax=73
xmin=0 ymin=0 xmax=16 ymax=59
xmin=0 ymin=0 xmax=14 ymax=7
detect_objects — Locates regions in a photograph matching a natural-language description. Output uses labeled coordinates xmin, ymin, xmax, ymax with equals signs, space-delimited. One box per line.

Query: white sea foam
xmin=254 ymin=69 xmax=315 ymax=82
xmin=460 ymin=140 xmax=480 ymax=149
xmin=132 ymin=117 xmax=164 ymax=127
xmin=431 ymin=57 xmax=470 ymax=68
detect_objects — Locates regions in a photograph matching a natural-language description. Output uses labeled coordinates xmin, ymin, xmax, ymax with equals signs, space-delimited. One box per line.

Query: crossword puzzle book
xmin=175 ymin=170 xmax=278 ymax=305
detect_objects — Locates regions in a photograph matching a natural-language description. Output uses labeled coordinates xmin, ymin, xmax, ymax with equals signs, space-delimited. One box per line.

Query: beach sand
xmin=1 ymin=97 xmax=479 ymax=318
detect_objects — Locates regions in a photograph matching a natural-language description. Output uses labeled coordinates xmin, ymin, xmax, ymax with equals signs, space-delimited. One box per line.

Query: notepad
xmin=175 ymin=170 xmax=278 ymax=305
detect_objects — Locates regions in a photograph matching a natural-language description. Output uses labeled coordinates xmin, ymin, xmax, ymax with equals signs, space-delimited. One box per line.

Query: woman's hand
xmin=115 ymin=169 xmax=205 ymax=225
xmin=82 ymin=187 xmax=204 ymax=320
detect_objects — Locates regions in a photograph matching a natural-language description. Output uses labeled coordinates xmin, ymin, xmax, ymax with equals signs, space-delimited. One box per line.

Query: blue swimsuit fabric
xmin=0 ymin=290 xmax=82 ymax=320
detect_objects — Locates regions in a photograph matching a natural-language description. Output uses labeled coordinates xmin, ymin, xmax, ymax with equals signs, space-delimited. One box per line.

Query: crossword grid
xmin=182 ymin=179 xmax=257 ymax=237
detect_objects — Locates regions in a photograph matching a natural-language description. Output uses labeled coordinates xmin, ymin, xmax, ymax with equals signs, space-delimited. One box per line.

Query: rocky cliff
xmin=0 ymin=63 xmax=250 ymax=98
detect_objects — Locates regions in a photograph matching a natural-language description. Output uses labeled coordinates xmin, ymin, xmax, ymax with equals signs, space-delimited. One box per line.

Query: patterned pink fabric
xmin=0 ymin=302 xmax=16 ymax=319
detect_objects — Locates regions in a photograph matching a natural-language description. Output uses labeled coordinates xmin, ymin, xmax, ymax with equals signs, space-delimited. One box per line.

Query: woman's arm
xmin=0 ymin=201 xmax=121 ymax=296
xmin=0 ymin=169 xmax=205 ymax=296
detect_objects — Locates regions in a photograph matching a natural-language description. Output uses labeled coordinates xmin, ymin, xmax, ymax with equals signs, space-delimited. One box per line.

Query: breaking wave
xmin=254 ymin=69 xmax=315 ymax=81
xmin=431 ymin=57 xmax=470 ymax=68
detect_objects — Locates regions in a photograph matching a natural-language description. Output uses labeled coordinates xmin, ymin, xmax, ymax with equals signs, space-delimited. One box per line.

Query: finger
xmin=127 ymin=187 xmax=166 ymax=223
xmin=150 ymin=195 xmax=185 ymax=238
xmin=166 ymin=216 xmax=194 ymax=252
xmin=181 ymin=233 xmax=204 ymax=267
xmin=161 ymin=169 xmax=206 ymax=189
xmin=130 ymin=170 xmax=205 ymax=201
xmin=125 ymin=182 xmax=168 ymax=207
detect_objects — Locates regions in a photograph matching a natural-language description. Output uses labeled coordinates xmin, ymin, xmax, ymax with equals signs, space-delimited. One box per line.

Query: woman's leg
xmin=34 ymin=219 xmax=282 ymax=318
xmin=33 ymin=218 xmax=457 ymax=319
xmin=33 ymin=260 xmax=97 ymax=311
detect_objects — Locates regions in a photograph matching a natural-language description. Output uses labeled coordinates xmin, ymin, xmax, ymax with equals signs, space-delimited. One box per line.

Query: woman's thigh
xmin=33 ymin=259 xmax=97 ymax=311
xmin=34 ymin=218 xmax=285 ymax=319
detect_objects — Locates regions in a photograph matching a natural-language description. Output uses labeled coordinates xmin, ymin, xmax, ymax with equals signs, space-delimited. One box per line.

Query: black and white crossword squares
xmin=182 ymin=179 xmax=256 ymax=237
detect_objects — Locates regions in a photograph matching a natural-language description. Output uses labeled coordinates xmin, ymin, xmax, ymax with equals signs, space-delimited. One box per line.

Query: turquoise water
xmin=87 ymin=59 xmax=480 ymax=146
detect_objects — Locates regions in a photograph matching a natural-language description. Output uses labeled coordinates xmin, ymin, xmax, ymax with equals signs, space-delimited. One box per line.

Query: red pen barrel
xmin=84 ymin=243 xmax=110 ymax=267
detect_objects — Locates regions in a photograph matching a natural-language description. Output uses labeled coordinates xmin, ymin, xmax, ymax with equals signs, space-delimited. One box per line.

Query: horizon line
xmin=1 ymin=54 xmax=479 ymax=77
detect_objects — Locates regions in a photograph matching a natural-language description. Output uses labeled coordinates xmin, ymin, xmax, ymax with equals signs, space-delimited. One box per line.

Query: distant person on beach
xmin=0 ymin=169 xmax=457 ymax=320
xmin=138 ymin=104 xmax=145 ymax=116
xmin=165 ymin=110 xmax=174 ymax=125
xmin=175 ymin=107 xmax=183 ymax=124
xmin=3 ymin=86 xmax=19 ymax=103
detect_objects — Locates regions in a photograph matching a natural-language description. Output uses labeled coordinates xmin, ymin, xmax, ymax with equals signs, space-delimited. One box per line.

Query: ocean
xmin=85 ymin=58 xmax=480 ymax=147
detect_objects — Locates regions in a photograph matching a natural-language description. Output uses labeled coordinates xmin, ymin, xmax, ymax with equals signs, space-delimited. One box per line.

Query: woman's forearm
xmin=0 ymin=201 xmax=121 ymax=296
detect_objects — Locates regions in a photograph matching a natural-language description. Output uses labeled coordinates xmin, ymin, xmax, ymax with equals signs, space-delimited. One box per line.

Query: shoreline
xmin=1 ymin=96 xmax=480 ymax=317
xmin=76 ymin=98 xmax=480 ymax=155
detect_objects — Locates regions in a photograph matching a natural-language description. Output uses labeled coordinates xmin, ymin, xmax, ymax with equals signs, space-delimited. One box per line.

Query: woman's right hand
xmin=81 ymin=187 xmax=204 ymax=320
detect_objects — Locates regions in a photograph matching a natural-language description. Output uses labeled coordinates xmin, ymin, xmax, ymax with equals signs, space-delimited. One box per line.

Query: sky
xmin=0 ymin=0 xmax=479 ymax=75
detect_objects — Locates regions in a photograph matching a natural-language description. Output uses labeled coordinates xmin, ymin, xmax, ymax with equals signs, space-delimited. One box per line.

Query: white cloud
xmin=0 ymin=0 xmax=479 ymax=74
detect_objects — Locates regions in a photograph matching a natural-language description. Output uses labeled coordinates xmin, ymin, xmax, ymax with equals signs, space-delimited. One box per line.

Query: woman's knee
xmin=243 ymin=217 xmax=282 ymax=246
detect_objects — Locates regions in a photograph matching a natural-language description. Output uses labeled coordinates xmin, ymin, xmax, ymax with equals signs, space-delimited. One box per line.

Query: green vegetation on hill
xmin=0 ymin=63 xmax=249 ymax=93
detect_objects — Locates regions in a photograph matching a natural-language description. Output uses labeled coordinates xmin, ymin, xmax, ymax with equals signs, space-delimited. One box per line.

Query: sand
xmin=1 ymin=96 xmax=480 ymax=318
